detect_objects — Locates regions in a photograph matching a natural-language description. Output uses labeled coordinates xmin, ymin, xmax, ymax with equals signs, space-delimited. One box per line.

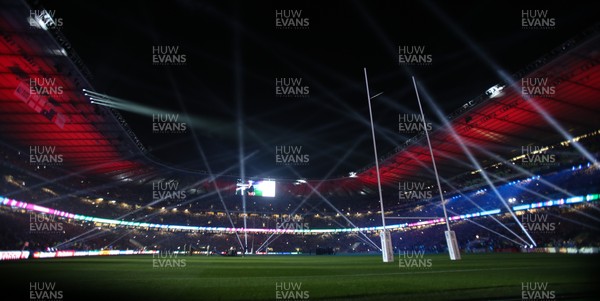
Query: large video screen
xmin=235 ymin=179 xmax=276 ymax=197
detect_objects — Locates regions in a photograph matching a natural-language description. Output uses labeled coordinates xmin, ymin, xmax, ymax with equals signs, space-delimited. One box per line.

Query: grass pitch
xmin=1 ymin=253 xmax=599 ymax=300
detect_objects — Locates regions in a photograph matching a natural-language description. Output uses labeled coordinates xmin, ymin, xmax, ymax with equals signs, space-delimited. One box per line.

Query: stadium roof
xmin=0 ymin=2 xmax=148 ymax=179
xmin=356 ymin=30 xmax=600 ymax=186
xmin=0 ymin=0 xmax=599 ymax=198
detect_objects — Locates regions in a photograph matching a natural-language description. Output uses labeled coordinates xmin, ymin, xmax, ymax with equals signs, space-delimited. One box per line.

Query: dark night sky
xmin=37 ymin=0 xmax=598 ymax=179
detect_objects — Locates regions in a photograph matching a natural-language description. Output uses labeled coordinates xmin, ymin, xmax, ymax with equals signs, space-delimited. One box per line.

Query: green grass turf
xmin=1 ymin=253 xmax=599 ymax=300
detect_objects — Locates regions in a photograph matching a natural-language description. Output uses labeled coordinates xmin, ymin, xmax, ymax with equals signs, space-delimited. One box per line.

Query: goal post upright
xmin=411 ymin=76 xmax=460 ymax=260
xmin=363 ymin=68 xmax=394 ymax=263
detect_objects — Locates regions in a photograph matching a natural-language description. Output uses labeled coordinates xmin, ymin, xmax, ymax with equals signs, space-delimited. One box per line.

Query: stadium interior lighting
xmin=0 ymin=2 xmax=597 ymax=299
xmin=82 ymin=89 xmax=230 ymax=135
xmin=243 ymin=123 xmax=380 ymax=253
xmin=408 ymin=5 xmax=591 ymax=248
xmin=498 ymin=69 xmax=598 ymax=166
xmin=423 ymin=1 xmax=597 ymax=168
xmin=485 ymin=84 xmax=504 ymax=98
xmin=4 ymin=194 xmax=597 ymax=235
xmin=416 ymin=78 xmax=536 ymax=247
xmin=47 ymin=48 xmax=68 ymax=56
xmin=27 ymin=14 xmax=48 ymax=30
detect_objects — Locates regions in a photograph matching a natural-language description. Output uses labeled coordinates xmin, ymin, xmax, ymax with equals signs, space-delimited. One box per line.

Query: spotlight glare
xmin=485 ymin=84 xmax=504 ymax=98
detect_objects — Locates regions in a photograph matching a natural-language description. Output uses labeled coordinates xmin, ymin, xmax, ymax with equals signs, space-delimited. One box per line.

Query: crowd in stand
xmin=1 ymin=135 xmax=599 ymax=255
xmin=1 ymin=201 xmax=598 ymax=255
